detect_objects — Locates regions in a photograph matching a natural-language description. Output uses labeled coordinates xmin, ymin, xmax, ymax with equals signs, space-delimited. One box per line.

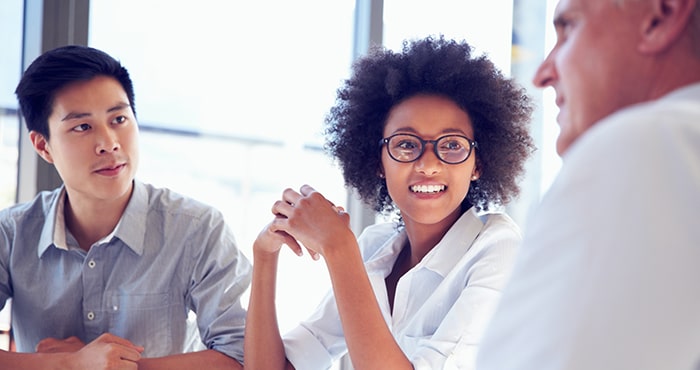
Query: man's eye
xmin=73 ymin=123 xmax=91 ymax=132
xmin=555 ymin=17 xmax=573 ymax=40
xmin=113 ymin=116 xmax=127 ymax=124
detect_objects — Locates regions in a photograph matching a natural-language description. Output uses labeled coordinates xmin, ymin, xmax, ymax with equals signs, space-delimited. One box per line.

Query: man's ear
xmin=639 ymin=0 xmax=697 ymax=53
xmin=29 ymin=131 xmax=54 ymax=164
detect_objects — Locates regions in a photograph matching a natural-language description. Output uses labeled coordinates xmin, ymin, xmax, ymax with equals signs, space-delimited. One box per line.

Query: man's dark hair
xmin=15 ymin=45 xmax=136 ymax=139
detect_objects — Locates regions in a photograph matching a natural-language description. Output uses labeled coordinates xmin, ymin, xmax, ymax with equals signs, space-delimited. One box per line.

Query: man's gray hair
xmin=613 ymin=0 xmax=700 ymax=56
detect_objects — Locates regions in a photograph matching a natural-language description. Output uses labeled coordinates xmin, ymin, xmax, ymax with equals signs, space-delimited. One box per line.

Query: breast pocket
xmin=108 ymin=293 xmax=172 ymax=357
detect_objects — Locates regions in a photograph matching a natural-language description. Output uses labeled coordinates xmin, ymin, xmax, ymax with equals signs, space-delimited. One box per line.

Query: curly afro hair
xmin=324 ymin=35 xmax=535 ymax=215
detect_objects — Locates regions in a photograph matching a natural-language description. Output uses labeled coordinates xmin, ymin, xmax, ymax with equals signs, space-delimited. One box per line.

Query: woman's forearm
xmin=323 ymin=240 xmax=413 ymax=370
xmin=244 ymin=249 xmax=290 ymax=370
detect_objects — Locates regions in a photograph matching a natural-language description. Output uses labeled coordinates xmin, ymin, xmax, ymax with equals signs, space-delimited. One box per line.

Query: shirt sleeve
xmin=185 ymin=208 xmax=252 ymax=362
xmin=0 ymin=214 xmax=12 ymax=308
xmin=283 ymin=291 xmax=346 ymax=370
xmin=282 ymin=223 xmax=396 ymax=369
xmin=477 ymin=108 xmax=700 ymax=370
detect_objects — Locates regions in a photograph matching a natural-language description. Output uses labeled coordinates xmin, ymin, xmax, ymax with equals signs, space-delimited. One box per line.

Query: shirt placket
xmin=392 ymin=269 xmax=413 ymax=330
xmin=82 ymin=244 xmax=106 ymax=341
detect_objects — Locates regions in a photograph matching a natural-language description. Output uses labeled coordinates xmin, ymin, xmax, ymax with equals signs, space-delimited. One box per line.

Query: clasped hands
xmin=256 ymin=184 xmax=352 ymax=260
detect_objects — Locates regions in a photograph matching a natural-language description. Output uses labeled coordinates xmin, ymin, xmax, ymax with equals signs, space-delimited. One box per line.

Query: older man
xmin=478 ymin=0 xmax=700 ymax=369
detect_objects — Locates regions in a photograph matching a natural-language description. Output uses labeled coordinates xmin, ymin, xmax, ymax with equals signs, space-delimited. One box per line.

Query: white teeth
xmin=410 ymin=185 xmax=445 ymax=193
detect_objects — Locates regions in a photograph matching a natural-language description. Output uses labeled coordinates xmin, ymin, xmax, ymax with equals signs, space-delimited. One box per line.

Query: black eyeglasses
xmin=380 ymin=133 xmax=478 ymax=164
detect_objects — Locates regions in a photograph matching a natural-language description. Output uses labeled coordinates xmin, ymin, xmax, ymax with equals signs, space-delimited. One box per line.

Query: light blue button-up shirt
xmin=0 ymin=180 xmax=252 ymax=361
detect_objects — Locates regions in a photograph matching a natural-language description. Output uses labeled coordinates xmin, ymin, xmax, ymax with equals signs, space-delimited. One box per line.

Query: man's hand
xmin=36 ymin=336 xmax=86 ymax=353
xmin=57 ymin=333 xmax=144 ymax=370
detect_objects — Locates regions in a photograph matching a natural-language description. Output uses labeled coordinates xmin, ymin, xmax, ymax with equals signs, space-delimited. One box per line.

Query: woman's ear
xmin=639 ymin=0 xmax=697 ymax=53
xmin=29 ymin=131 xmax=54 ymax=164
xmin=471 ymin=167 xmax=480 ymax=181
xmin=378 ymin=162 xmax=385 ymax=179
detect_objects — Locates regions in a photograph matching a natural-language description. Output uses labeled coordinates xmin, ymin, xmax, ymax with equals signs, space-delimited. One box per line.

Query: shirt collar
xmin=113 ymin=180 xmax=148 ymax=256
xmin=37 ymin=181 xmax=148 ymax=257
xmin=37 ymin=187 xmax=65 ymax=257
xmin=364 ymin=227 xmax=408 ymax=277
xmin=660 ymin=81 xmax=700 ymax=102
xmin=414 ymin=207 xmax=485 ymax=277
xmin=364 ymin=207 xmax=485 ymax=278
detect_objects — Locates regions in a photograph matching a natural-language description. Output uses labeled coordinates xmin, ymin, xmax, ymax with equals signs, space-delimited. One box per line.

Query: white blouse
xmin=283 ymin=207 xmax=521 ymax=369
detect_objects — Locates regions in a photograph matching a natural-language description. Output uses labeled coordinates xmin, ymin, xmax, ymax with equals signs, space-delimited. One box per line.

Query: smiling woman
xmin=244 ymin=36 xmax=535 ymax=370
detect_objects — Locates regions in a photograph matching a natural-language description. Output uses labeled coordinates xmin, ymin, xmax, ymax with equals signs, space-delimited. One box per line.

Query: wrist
xmin=253 ymin=247 xmax=281 ymax=263
xmin=40 ymin=352 xmax=71 ymax=370
xmin=320 ymin=229 xmax=360 ymax=262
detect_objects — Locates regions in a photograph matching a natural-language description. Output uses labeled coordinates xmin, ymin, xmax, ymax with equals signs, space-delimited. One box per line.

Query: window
xmin=0 ymin=0 xmax=21 ymax=209
xmin=89 ymin=0 xmax=354 ymax=334
xmin=539 ymin=0 xmax=563 ymax=192
xmin=0 ymin=0 xmax=22 ymax=352
xmin=383 ymin=0 xmax=514 ymax=74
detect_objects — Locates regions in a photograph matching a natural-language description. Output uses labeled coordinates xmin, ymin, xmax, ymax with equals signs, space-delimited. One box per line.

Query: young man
xmin=0 ymin=45 xmax=251 ymax=369
xmin=477 ymin=0 xmax=700 ymax=369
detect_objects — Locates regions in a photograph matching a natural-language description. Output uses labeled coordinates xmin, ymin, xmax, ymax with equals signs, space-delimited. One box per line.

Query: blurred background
xmin=0 ymin=0 xmax=562 ymax=366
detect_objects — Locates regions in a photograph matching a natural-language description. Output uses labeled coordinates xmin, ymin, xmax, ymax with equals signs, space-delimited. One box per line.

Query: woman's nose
xmin=414 ymin=144 xmax=442 ymax=175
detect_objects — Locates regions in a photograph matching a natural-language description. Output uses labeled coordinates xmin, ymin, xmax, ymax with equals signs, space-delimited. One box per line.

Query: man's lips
xmin=555 ymin=95 xmax=564 ymax=107
xmin=94 ymin=163 xmax=126 ymax=176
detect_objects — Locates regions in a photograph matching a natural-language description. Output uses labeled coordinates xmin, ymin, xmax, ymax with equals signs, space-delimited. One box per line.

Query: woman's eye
xmin=397 ymin=140 xmax=419 ymax=150
xmin=442 ymin=141 xmax=462 ymax=150
xmin=113 ymin=115 xmax=127 ymax=124
xmin=73 ymin=123 xmax=91 ymax=132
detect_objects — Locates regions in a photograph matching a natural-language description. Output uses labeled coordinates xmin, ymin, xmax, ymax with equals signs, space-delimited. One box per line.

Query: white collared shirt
xmin=284 ymin=207 xmax=521 ymax=369
xmin=477 ymin=83 xmax=700 ymax=370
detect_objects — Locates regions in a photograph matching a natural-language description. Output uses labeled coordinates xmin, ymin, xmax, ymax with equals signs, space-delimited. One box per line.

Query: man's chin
xmin=556 ymin=135 xmax=575 ymax=157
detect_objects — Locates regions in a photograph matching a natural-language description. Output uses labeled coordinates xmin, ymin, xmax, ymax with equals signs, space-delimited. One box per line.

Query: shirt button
xmin=88 ymin=260 xmax=96 ymax=268
xmin=87 ymin=311 xmax=95 ymax=320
